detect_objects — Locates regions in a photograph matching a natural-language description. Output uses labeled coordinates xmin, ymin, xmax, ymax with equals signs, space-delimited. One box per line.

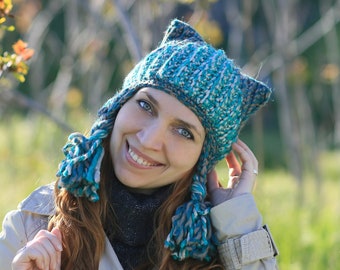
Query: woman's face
xmin=110 ymin=87 xmax=205 ymax=193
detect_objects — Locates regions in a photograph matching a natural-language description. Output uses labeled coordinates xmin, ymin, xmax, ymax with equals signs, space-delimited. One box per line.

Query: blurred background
xmin=1 ymin=0 xmax=340 ymax=269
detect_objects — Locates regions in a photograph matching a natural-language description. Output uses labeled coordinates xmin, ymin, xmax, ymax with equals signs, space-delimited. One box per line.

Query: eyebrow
xmin=145 ymin=92 xmax=204 ymax=139
xmin=145 ymin=92 xmax=159 ymax=107
xmin=174 ymin=119 xmax=204 ymax=139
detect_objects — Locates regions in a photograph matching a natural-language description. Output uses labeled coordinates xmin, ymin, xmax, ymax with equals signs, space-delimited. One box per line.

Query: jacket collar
xmin=19 ymin=183 xmax=56 ymax=216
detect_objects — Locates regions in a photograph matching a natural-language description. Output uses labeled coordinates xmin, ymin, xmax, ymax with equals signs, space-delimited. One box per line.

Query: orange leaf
xmin=12 ymin=39 xmax=34 ymax=60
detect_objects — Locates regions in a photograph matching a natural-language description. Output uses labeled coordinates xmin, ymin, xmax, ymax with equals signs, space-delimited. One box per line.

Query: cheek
xmin=113 ymin=105 xmax=141 ymax=134
xmin=114 ymin=101 xmax=143 ymax=131
xmin=110 ymin=107 xmax=131 ymax=154
xmin=109 ymin=124 xmax=118 ymax=162
xmin=169 ymin=143 xmax=202 ymax=171
xmin=110 ymin=104 xmax=146 ymax=156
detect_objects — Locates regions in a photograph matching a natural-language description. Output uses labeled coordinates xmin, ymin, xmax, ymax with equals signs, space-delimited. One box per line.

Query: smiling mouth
xmin=128 ymin=146 xmax=161 ymax=167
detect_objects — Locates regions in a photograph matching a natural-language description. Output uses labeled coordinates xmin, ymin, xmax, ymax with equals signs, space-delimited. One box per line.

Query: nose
xmin=136 ymin=121 xmax=165 ymax=151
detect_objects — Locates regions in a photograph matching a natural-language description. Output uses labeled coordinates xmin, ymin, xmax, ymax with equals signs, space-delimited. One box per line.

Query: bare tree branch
xmin=112 ymin=0 xmax=143 ymax=62
xmin=246 ymin=1 xmax=340 ymax=78
xmin=0 ymin=89 xmax=74 ymax=133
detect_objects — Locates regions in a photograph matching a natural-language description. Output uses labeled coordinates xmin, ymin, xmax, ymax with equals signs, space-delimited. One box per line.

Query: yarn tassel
xmin=56 ymin=132 xmax=105 ymax=202
xmin=164 ymin=200 xmax=217 ymax=261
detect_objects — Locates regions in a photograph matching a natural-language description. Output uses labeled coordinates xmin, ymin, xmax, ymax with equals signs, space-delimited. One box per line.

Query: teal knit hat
xmin=57 ymin=19 xmax=271 ymax=262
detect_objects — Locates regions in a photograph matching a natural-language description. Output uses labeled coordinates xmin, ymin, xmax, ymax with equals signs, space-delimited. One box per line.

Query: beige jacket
xmin=0 ymin=184 xmax=278 ymax=269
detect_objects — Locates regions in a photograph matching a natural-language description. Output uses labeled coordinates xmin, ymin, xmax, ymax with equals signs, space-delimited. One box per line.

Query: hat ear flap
xmin=160 ymin=19 xmax=205 ymax=45
xmin=240 ymin=75 xmax=272 ymax=123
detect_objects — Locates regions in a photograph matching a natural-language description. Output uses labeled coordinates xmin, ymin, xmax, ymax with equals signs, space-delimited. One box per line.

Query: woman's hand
xmin=12 ymin=227 xmax=62 ymax=270
xmin=207 ymin=139 xmax=259 ymax=206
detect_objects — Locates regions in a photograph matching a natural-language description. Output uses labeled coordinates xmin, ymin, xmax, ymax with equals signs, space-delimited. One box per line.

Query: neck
xmin=106 ymin=176 xmax=171 ymax=269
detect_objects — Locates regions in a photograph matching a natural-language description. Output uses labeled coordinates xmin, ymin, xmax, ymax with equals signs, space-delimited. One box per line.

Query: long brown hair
xmin=48 ymin=136 xmax=223 ymax=269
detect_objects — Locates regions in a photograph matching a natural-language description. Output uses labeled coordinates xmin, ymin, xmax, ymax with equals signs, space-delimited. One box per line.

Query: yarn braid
xmin=165 ymin=154 xmax=217 ymax=261
xmin=56 ymin=86 xmax=137 ymax=202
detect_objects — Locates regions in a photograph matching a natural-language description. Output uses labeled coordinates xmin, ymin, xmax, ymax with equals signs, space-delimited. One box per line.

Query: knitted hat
xmin=57 ymin=19 xmax=271 ymax=262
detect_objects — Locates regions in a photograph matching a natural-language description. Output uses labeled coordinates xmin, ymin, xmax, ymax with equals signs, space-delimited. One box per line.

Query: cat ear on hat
xmin=160 ymin=19 xmax=205 ymax=45
xmin=239 ymin=75 xmax=272 ymax=124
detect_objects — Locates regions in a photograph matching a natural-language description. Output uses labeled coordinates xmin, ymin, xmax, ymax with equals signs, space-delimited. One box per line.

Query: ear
xmin=160 ymin=19 xmax=205 ymax=45
xmin=239 ymin=75 xmax=272 ymax=123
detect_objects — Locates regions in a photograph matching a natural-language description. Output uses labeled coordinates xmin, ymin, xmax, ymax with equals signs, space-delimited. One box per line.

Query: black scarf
xmin=106 ymin=176 xmax=171 ymax=269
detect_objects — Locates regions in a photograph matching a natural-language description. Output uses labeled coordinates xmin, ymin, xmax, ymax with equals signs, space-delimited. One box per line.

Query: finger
xmin=232 ymin=140 xmax=258 ymax=173
xmin=207 ymin=169 xmax=234 ymax=206
xmin=13 ymin=242 xmax=48 ymax=270
xmin=44 ymin=229 xmax=62 ymax=270
xmin=225 ymin=151 xmax=241 ymax=176
xmin=226 ymin=140 xmax=258 ymax=198
xmin=225 ymin=152 xmax=241 ymax=189
xmin=237 ymin=139 xmax=258 ymax=165
xmin=32 ymin=230 xmax=62 ymax=269
xmin=51 ymin=228 xmax=63 ymax=251
xmin=51 ymin=227 xmax=62 ymax=270
xmin=12 ymin=246 xmax=47 ymax=269
xmin=227 ymin=175 xmax=240 ymax=189
xmin=29 ymin=238 xmax=56 ymax=270
xmin=35 ymin=229 xmax=63 ymax=252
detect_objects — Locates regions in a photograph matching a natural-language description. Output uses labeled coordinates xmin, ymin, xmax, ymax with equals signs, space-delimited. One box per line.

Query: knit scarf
xmin=106 ymin=176 xmax=171 ymax=269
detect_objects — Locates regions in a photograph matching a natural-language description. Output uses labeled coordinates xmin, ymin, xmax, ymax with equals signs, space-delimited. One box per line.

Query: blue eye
xmin=138 ymin=100 xmax=152 ymax=113
xmin=177 ymin=128 xmax=194 ymax=140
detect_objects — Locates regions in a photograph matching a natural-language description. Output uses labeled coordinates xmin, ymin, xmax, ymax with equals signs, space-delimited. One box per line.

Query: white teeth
xmin=128 ymin=148 xmax=157 ymax=166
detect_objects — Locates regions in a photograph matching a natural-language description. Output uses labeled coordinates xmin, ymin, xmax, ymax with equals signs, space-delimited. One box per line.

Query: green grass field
xmin=1 ymin=115 xmax=339 ymax=269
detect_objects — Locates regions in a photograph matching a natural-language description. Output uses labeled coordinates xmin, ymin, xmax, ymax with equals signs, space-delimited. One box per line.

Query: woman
xmin=0 ymin=19 xmax=278 ymax=269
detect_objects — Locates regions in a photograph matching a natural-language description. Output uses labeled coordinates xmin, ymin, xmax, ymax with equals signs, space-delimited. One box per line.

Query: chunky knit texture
xmin=57 ymin=19 xmax=272 ymax=262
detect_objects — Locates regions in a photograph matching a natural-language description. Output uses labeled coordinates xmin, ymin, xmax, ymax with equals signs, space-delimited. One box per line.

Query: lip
xmin=125 ymin=142 xmax=163 ymax=169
